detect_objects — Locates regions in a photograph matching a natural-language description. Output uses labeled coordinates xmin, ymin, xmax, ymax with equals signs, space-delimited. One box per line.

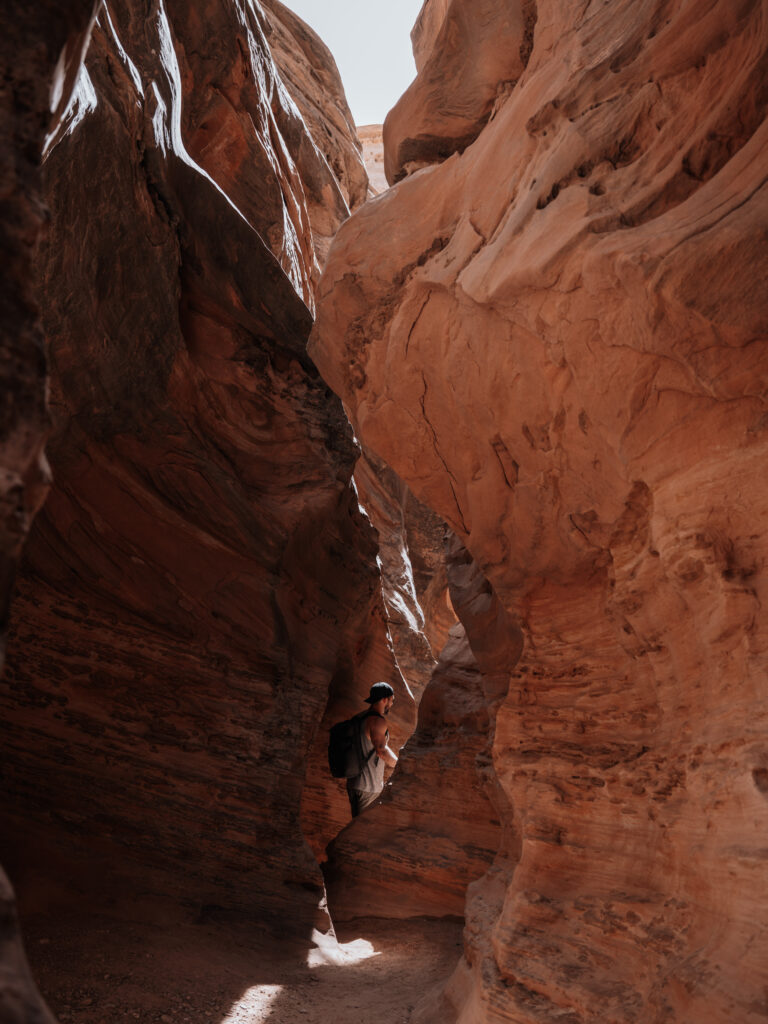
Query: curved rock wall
xmin=311 ymin=0 xmax=768 ymax=1019
xmin=0 ymin=0 xmax=413 ymax=935
xmin=384 ymin=0 xmax=537 ymax=183
xmin=354 ymin=448 xmax=455 ymax=696
xmin=2 ymin=4 xmax=99 ymax=1022
xmin=261 ymin=0 xmax=368 ymax=215
xmin=0 ymin=0 xmax=98 ymax=672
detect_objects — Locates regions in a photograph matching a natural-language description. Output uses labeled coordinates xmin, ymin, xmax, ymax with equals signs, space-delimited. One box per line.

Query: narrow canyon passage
xmin=3 ymin=1 xmax=768 ymax=1023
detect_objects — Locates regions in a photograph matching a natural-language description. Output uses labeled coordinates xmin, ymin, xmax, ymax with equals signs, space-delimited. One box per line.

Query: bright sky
xmin=282 ymin=0 xmax=423 ymax=126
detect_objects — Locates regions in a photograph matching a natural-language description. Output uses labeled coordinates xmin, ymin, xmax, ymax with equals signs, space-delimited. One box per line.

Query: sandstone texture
xmin=1 ymin=5 xmax=98 ymax=1023
xmin=260 ymin=0 xmax=368 ymax=262
xmin=311 ymin=0 xmax=768 ymax=1019
xmin=0 ymin=0 xmax=413 ymax=939
xmin=0 ymin=0 xmax=98 ymax=671
xmin=353 ymin=447 xmax=456 ymax=701
xmin=384 ymin=0 xmax=536 ymax=183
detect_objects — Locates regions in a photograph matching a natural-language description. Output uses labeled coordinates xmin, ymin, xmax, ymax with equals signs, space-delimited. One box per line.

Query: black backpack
xmin=328 ymin=711 xmax=372 ymax=779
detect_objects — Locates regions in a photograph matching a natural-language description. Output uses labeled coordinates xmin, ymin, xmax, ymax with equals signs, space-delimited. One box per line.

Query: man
xmin=346 ymin=681 xmax=398 ymax=817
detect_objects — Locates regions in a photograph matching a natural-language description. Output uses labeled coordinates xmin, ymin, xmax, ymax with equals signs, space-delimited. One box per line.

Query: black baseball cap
xmin=364 ymin=682 xmax=394 ymax=704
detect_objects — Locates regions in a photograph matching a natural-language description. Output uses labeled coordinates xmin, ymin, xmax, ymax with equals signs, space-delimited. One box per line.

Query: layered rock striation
xmin=2 ymin=4 xmax=99 ymax=1022
xmin=0 ymin=0 xmax=99 ymax=671
xmin=311 ymin=0 xmax=768 ymax=1019
xmin=0 ymin=0 xmax=414 ymax=936
xmin=353 ymin=448 xmax=456 ymax=698
xmin=304 ymin=451 xmax=456 ymax=865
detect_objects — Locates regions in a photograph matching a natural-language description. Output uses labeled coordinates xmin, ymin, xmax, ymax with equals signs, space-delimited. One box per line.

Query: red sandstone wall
xmin=0 ymin=0 xmax=99 ymax=670
xmin=0 ymin=0 xmax=414 ymax=938
xmin=261 ymin=1 xmax=368 ymax=231
xmin=1 ymin=4 xmax=100 ymax=1022
xmin=354 ymin=448 xmax=456 ymax=696
xmin=311 ymin=0 xmax=768 ymax=1019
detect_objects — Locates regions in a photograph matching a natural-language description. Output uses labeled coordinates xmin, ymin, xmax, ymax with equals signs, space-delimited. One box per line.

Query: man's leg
xmin=355 ymin=788 xmax=381 ymax=815
xmin=345 ymin=782 xmax=381 ymax=817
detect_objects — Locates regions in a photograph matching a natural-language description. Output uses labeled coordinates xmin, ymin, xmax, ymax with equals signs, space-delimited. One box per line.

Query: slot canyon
xmin=1 ymin=0 xmax=767 ymax=1022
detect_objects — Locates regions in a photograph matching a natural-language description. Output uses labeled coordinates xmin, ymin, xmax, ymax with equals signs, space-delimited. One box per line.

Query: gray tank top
xmin=353 ymin=712 xmax=387 ymax=793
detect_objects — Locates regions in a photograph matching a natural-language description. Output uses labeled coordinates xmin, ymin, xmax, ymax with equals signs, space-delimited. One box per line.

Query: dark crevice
xmin=391 ymin=129 xmax=490 ymax=183
xmin=520 ymin=0 xmax=539 ymax=68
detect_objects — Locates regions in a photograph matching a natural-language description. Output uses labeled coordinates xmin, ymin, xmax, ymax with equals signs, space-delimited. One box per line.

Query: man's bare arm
xmin=369 ymin=715 xmax=398 ymax=767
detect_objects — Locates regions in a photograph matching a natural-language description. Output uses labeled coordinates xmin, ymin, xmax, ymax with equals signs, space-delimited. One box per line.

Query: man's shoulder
xmin=366 ymin=712 xmax=387 ymax=735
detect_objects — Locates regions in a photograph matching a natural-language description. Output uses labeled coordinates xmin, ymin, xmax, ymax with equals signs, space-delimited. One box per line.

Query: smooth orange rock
xmin=311 ymin=0 xmax=768 ymax=1018
xmin=410 ymin=0 xmax=452 ymax=72
xmin=398 ymin=470 xmax=457 ymax=660
xmin=354 ymin=448 xmax=448 ymax=697
xmin=324 ymin=622 xmax=497 ymax=920
xmin=383 ymin=0 xmax=536 ymax=183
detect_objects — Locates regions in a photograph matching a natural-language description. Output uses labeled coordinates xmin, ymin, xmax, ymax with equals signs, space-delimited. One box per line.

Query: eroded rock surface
xmin=354 ymin=448 xmax=448 ymax=699
xmin=0 ymin=0 xmax=98 ymax=671
xmin=0 ymin=0 xmax=409 ymax=936
xmin=383 ymin=0 xmax=536 ymax=183
xmin=303 ymin=452 xmax=456 ymax=867
xmin=311 ymin=0 xmax=768 ymax=1019
xmin=2 ymin=4 xmax=98 ymax=1022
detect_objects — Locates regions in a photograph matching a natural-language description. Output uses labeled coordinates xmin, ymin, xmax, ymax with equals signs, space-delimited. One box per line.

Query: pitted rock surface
xmin=311 ymin=0 xmax=768 ymax=1019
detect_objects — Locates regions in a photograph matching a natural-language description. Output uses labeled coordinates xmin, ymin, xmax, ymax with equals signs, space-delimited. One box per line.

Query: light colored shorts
xmin=346 ymin=781 xmax=381 ymax=817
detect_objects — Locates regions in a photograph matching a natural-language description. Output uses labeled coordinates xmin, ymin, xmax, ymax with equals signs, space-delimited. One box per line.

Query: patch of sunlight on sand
xmin=220 ymin=985 xmax=283 ymax=1022
xmin=306 ymin=927 xmax=382 ymax=968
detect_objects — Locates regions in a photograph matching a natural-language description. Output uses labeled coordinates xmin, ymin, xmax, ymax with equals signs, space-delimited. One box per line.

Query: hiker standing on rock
xmin=346 ymin=682 xmax=398 ymax=817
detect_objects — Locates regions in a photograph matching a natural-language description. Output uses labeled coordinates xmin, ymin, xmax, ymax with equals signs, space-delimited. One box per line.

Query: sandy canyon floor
xmin=22 ymin=905 xmax=462 ymax=1024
